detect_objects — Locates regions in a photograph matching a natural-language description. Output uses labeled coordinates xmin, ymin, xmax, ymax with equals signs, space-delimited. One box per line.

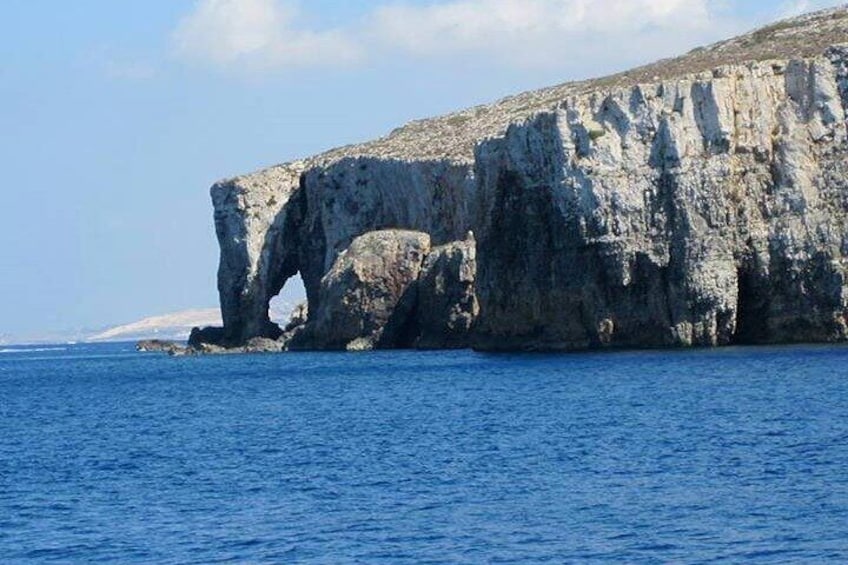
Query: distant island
xmin=93 ymin=302 xmax=296 ymax=343
xmin=184 ymin=6 xmax=848 ymax=354
xmin=3 ymin=302 xmax=297 ymax=346
xmin=91 ymin=309 xmax=223 ymax=343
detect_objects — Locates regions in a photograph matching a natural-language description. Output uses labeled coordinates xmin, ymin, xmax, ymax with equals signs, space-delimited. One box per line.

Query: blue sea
xmin=1 ymin=343 xmax=847 ymax=563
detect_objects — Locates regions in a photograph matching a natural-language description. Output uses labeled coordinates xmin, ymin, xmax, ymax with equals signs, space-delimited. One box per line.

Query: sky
xmin=0 ymin=0 xmax=844 ymax=341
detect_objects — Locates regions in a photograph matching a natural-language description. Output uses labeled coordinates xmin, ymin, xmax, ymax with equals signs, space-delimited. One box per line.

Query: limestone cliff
xmin=207 ymin=7 xmax=848 ymax=351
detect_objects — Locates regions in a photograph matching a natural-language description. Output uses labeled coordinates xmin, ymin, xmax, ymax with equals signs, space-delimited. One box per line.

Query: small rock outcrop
xmin=203 ymin=7 xmax=848 ymax=352
xmin=136 ymin=339 xmax=189 ymax=355
xmin=188 ymin=326 xmax=226 ymax=349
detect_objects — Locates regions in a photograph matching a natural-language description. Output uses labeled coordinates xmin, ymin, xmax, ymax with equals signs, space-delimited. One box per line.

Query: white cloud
xmin=368 ymin=0 xmax=726 ymax=69
xmin=776 ymin=0 xmax=845 ymax=18
xmin=175 ymin=0 xmax=835 ymax=72
xmin=373 ymin=0 xmax=713 ymax=52
xmin=172 ymin=0 xmax=362 ymax=69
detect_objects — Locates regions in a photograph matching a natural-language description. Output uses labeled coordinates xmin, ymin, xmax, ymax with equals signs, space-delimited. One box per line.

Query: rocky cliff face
xmin=207 ymin=7 xmax=848 ymax=352
xmin=474 ymin=48 xmax=848 ymax=350
xmin=212 ymin=163 xmax=305 ymax=344
xmin=212 ymin=158 xmax=476 ymax=345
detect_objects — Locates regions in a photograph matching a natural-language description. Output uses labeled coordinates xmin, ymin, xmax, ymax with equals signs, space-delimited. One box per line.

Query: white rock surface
xmin=474 ymin=47 xmax=848 ymax=349
xmin=207 ymin=7 xmax=848 ymax=351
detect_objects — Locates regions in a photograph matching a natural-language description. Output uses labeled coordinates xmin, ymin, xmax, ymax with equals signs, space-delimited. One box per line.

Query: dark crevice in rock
xmin=378 ymin=283 xmax=421 ymax=349
xmin=734 ymin=261 xmax=771 ymax=345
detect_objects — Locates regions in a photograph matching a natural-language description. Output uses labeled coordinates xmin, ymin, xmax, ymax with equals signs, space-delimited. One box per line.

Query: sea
xmin=1 ymin=342 xmax=847 ymax=563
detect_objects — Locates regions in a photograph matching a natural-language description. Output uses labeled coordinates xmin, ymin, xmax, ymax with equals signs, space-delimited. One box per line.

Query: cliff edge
xmin=204 ymin=6 xmax=848 ymax=352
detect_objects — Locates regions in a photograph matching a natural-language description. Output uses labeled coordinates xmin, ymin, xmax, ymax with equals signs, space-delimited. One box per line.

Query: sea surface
xmin=1 ymin=342 xmax=847 ymax=563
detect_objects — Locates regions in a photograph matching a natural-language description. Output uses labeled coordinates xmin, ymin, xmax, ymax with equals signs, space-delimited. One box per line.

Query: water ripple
xmin=1 ymin=343 xmax=847 ymax=562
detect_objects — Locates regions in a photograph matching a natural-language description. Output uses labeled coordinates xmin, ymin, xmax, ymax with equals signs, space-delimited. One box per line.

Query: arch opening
xmin=268 ymin=273 xmax=308 ymax=329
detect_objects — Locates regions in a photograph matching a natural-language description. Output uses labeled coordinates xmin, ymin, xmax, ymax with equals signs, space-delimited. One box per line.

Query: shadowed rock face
xmin=297 ymin=158 xmax=477 ymax=317
xmin=415 ymin=235 xmax=478 ymax=349
xmin=207 ymin=8 xmax=848 ymax=352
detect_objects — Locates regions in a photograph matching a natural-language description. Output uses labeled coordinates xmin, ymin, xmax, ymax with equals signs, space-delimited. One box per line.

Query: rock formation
xmin=414 ymin=234 xmax=478 ymax=349
xmin=292 ymin=230 xmax=431 ymax=351
xmin=137 ymin=340 xmax=189 ymax=355
xmin=278 ymin=229 xmax=479 ymax=351
xmin=201 ymin=7 xmax=848 ymax=352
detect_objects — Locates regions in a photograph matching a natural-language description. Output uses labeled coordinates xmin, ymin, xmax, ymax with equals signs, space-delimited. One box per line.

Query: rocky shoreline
xmin=179 ymin=8 xmax=848 ymax=354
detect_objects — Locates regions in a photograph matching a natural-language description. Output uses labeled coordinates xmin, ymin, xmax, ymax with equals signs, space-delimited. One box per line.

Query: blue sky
xmin=0 ymin=0 xmax=843 ymax=340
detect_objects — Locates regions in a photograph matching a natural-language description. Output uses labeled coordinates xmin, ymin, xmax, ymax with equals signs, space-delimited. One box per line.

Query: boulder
xmin=243 ymin=337 xmax=286 ymax=353
xmin=188 ymin=326 xmax=226 ymax=349
xmin=293 ymin=230 xmax=431 ymax=350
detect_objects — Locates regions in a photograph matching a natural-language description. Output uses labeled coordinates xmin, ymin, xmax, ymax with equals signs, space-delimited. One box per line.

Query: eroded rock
xmin=292 ymin=230 xmax=431 ymax=350
xmin=212 ymin=163 xmax=306 ymax=344
xmin=188 ymin=326 xmax=225 ymax=349
xmin=206 ymin=8 xmax=848 ymax=352
xmin=415 ymin=233 xmax=479 ymax=349
xmin=472 ymin=51 xmax=848 ymax=350
xmin=136 ymin=340 xmax=189 ymax=355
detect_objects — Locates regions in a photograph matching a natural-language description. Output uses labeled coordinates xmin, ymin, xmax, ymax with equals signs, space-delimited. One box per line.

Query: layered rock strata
xmin=203 ymin=7 xmax=848 ymax=352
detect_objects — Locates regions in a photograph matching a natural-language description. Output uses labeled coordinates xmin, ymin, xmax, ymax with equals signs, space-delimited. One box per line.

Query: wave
xmin=0 ymin=347 xmax=68 ymax=354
